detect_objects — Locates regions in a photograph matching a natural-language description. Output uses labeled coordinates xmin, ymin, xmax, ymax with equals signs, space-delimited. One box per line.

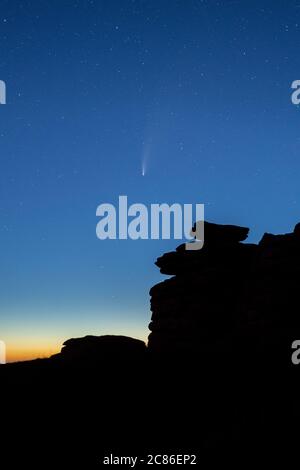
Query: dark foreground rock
xmin=52 ymin=335 xmax=146 ymax=363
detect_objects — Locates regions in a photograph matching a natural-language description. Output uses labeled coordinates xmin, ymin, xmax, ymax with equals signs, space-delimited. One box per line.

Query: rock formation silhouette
xmin=148 ymin=221 xmax=252 ymax=356
xmin=148 ymin=221 xmax=299 ymax=368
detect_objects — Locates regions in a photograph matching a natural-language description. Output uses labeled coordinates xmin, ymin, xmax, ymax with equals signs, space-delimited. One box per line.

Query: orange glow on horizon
xmin=6 ymin=341 xmax=62 ymax=363
xmin=4 ymin=330 xmax=148 ymax=363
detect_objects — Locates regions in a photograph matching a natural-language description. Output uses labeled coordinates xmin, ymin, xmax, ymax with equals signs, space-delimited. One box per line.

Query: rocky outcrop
xmin=148 ymin=221 xmax=300 ymax=366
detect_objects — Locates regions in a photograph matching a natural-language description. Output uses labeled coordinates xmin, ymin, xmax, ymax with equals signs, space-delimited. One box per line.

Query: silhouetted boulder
xmin=52 ymin=335 xmax=146 ymax=363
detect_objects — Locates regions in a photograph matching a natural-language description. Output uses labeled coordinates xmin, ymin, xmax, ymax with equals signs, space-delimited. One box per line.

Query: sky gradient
xmin=2 ymin=0 xmax=300 ymax=361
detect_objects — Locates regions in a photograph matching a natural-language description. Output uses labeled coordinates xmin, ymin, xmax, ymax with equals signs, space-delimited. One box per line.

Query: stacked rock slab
xmin=148 ymin=221 xmax=300 ymax=365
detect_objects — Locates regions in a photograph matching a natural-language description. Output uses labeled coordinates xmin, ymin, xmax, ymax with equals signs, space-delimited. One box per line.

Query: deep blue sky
xmin=1 ymin=0 xmax=300 ymax=360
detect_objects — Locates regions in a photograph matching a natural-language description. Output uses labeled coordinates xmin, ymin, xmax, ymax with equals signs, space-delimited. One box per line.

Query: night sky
xmin=1 ymin=0 xmax=300 ymax=361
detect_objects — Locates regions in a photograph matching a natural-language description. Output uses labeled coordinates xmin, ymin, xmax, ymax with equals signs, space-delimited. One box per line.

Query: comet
xmin=141 ymin=139 xmax=151 ymax=177
xmin=141 ymin=124 xmax=156 ymax=177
